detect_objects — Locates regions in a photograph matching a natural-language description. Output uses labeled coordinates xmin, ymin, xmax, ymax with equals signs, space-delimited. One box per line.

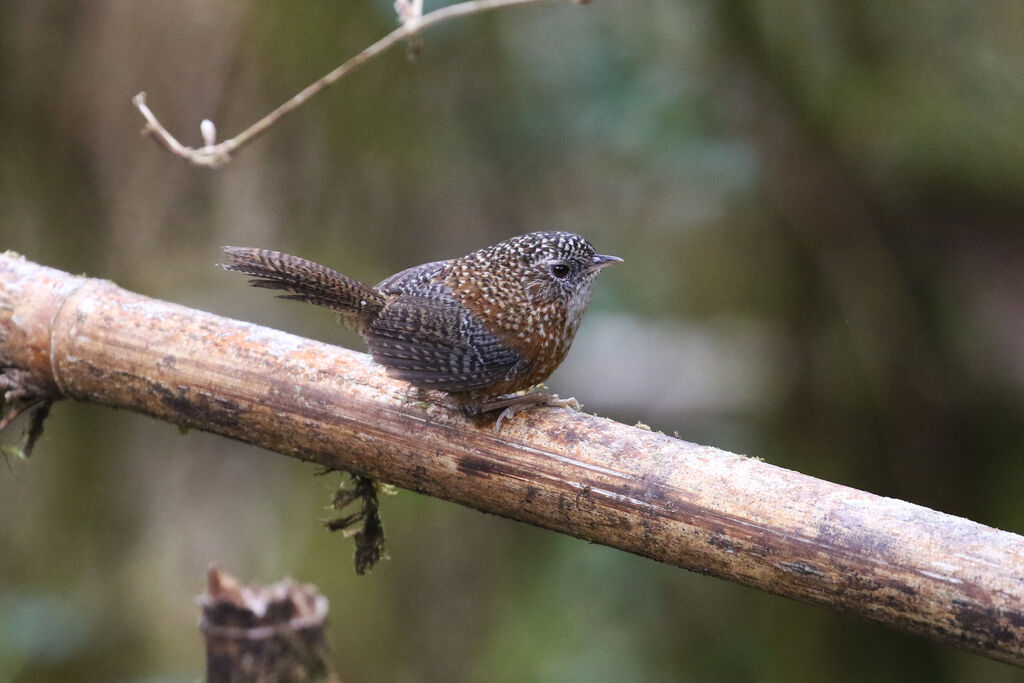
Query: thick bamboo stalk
xmin=2 ymin=251 xmax=1022 ymax=667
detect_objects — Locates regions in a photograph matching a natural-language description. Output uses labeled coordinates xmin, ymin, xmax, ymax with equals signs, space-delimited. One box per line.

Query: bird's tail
xmin=219 ymin=247 xmax=385 ymax=331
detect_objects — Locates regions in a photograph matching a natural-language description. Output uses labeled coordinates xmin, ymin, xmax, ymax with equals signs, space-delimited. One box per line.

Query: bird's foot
xmin=401 ymin=385 xmax=432 ymax=407
xmin=477 ymin=390 xmax=581 ymax=433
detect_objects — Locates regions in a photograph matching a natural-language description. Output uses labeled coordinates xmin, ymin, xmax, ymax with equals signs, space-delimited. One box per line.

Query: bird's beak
xmin=590 ymin=254 xmax=623 ymax=271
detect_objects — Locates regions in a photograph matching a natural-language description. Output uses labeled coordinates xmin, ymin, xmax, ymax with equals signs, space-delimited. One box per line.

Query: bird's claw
xmin=490 ymin=392 xmax=581 ymax=433
xmin=546 ymin=395 xmax=581 ymax=411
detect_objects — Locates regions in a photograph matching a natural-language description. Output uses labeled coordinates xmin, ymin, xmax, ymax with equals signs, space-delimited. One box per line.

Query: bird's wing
xmin=366 ymin=283 xmax=528 ymax=393
xmin=375 ymin=260 xmax=450 ymax=295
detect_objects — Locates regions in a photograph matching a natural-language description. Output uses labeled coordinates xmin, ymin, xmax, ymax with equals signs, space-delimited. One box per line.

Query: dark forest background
xmin=2 ymin=1 xmax=1023 ymax=680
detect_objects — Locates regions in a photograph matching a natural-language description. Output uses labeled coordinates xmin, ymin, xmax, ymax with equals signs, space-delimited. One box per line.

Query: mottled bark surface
xmin=2 ymin=252 xmax=1023 ymax=667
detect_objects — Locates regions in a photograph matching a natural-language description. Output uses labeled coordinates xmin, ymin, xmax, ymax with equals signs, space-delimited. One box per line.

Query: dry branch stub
xmin=201 ymin=567 xmax=336 ymax=682
xmin=1 ymin=252 xmax=1023 ymax=667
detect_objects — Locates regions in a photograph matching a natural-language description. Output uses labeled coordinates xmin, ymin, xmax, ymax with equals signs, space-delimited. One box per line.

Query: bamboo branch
xmin=2 ymin=251 xmax=1023 ymax=667
xmin=132 ymin=0 xmax=570 ymax=167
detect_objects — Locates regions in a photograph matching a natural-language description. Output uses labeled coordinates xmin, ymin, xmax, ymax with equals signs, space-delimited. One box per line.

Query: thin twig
xmin=0 ymin=399 xmax=40 ymax=431
xmin=132 ymin=0 xmax=570 ymax=167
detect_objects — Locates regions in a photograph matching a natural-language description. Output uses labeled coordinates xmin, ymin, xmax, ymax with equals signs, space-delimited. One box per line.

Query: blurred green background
xmin=3 ymin=0 xmax=1024 ymax=680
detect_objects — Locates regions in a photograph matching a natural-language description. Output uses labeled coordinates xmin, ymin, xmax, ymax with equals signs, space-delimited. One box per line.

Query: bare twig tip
xmin=394 ymin=0 xmax=424 ymax=25
xmin=201 ymin=119 xmax=217 ymax=147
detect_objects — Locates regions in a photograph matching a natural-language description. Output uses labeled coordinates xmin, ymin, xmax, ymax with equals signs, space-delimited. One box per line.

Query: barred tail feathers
xmin=219 ymin=247 xmax=385 ymax=331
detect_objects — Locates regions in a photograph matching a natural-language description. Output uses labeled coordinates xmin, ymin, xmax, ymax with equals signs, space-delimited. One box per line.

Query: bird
xmin=219 ymin=231 xmax=621 ymax=429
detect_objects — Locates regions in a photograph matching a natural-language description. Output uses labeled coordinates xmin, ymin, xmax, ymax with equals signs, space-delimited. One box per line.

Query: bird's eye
xmin=550 ymin=263 xmax=571 ymax=279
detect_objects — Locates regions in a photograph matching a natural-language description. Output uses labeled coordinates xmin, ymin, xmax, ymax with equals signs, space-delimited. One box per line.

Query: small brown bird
xmin=220 ymin=232 xmax=620 ymax=427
